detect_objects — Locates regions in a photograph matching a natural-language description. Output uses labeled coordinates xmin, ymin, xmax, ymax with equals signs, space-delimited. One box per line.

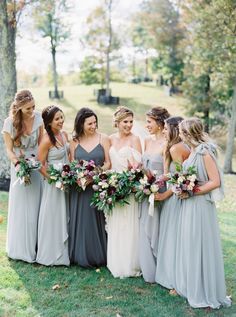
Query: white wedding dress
xmin=107 ymin=146 xmax=142 ymax=278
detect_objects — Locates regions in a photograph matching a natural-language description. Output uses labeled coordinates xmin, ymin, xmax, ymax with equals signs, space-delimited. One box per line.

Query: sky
xmin=16 ymin=0 xmax=143 ymax=74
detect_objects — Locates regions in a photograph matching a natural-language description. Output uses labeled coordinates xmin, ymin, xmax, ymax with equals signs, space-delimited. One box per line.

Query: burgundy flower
xmin=63 ymin=164 xmax=70 ymax=172
xmin=99 ymin=173 xmax=108 ymax=180
xmin=108 ymin=186 xmax=116 ymax=195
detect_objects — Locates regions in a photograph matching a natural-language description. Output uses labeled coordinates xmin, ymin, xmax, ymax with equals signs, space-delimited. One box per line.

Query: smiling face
xmin=162 ymin=122 xmax=169 ymax=141
xmin=117 ymin=115 xmax=133 ymax=135
xmin=83 ymin=115 xmax=97 ymax=135
xmin=50 ymin=111 xmax=64 ymax=133
xmin=21 ymin=100 xmax=35 ymax=118
xmin=145 ymin=115 xmax=160 ymax=135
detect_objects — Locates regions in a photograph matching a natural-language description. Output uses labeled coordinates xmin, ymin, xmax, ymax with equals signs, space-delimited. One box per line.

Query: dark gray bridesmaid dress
xmin=69 ymin=143 xmax=107 ymax=267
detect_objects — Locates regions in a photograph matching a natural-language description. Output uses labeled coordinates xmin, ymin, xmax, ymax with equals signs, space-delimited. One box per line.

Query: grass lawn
xmin=0 ymin=83 xmax=235 ymax=316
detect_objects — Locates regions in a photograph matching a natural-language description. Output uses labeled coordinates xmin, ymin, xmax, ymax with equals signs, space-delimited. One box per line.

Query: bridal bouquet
xmin=47 ymin=163 xmax=76 ymax=191
xmin=91 ymin=171 xmax=121 ymax=214
xmin=70 ymin=159 xmax=101 ymax=191
xmin=134 ymin=171 xmax=166 ymax=202
xmin=14 ymin=154 xmax=41 ymax=186
xmin=167 ymin=163 xmax=199 ymax=196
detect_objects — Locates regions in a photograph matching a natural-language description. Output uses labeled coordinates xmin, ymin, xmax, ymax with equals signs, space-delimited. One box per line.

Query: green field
xmin=0 ymin=83 xmax=235 ymax=316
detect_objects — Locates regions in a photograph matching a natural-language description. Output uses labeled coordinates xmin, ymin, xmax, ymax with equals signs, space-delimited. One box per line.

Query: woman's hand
xmin=177 ymin=192 xmax=189 ymax=199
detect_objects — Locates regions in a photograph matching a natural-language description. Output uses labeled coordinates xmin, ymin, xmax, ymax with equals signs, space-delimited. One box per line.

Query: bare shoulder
xmin=62 ymin=131 xmax=69 ymax=142
xmin=170 ymin=143 xmax=187 ymax=155
xmin=40 ymin=133 xmax=52 ymax=149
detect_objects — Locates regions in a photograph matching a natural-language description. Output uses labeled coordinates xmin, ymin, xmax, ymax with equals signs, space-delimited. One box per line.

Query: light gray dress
xmin=1 ymin=112 xmax=43 ymax=263
xmin=155 ymin=161 xmax=181 ymax=289
xmin=139 ymin=153 xmax=165 ymax=283
xmin=36 ymin=136 xmax=70 ymax=266
xmin=175 ymin=143 xmax=231 ymax=308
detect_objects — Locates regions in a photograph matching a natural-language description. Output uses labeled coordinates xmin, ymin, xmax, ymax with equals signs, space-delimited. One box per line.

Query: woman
xmin=69 ymin=107 xmax=110 ymax=268
xmin=107 ymin=106 xmax=142 ymax=278
xmin=36 ymin=105 xmax=70 ymax=266
xmin=175 ymin=118 xmax=231 ymax=308
xmin=155 ymin=116 xmax=190 ymax=290
xmin=2 ymin=90 xmax=43 ymax=262
xmin=139 ymin=107 xmax=170 ymax=283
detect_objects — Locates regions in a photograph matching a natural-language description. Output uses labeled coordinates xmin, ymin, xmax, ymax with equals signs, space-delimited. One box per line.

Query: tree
xmin=79 ymin=56 xmax=100 ymax=85
xmin=181 ymin=0 xmax=236 ymax=171
xmin=0 ymin=0 xmax=26 ymax=180
xmin=134 ymin=0 xmax=185 ymax=90
xmin=84 ymin=0 xmax=120 ymax=96
xmin=33 ymin=0 xmax=70 ymax=98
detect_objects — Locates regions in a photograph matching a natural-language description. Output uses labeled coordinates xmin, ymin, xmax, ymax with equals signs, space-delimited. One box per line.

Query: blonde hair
xmin=179 ymin=117 xmax=210 ymax=147
xmin=113 ymin=106 xmax=133 ymax=128
xmin=9 ymin=90 xmax=34 ymax=146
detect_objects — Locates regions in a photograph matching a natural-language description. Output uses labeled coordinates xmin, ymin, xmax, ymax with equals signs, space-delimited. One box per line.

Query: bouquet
xmin=91 ymin=171 xmax=120 ymax=214
xmin=134 ymin=170 xmax=166 ymax=202
xmin=134 ymin=170 xmax=166 ymax=216
xmin=47 ymin=163 xmax=76 ymax=191
xmin=14 ymin=154 xmax=41 ymax=186
xmin=70 ymin=159 xmax=100 ymax=191
xmin=167 ymin=162 xmax=199 ymax=196
xmin=91 ymin=168 xmax=145 ymax=215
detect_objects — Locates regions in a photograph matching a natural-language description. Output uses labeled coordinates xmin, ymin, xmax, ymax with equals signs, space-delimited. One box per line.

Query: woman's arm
xmin=155 ymin=143 xmax=190 ymax=201
xmin=38 ymin=124 xmax=44 ymax=145
xmin=37 ymin=135 xmax=51 ymax=178
xmin=195 ymin=153 xmax=220 ymax=195
xmin=69 ymin=139 xmax=76 ymax=162
xmin=101 ymin=134 xmax=111 ymax=170
xmin=2 ymin=132 xmax=18 ymax=165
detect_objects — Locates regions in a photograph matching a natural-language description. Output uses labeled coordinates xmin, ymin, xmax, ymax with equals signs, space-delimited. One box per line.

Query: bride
xmin=107 ymin=106 xmax=142 ymax=278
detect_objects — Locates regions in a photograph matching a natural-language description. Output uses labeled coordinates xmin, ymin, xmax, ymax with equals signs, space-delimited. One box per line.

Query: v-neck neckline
xmin=78 ymin=143 xmax=100 ymax=154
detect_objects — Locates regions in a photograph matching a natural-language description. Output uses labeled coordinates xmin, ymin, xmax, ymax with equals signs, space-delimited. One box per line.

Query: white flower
xmin=150 ymin=184 xmax=159 ymax=193
xmin=177 ymin=176 xmax=185 ymax=184
xmin=187 ymin=175 xmax=197 ymax=182
xmin=55 ymin=181 xmax=62 ymax=189
xmin=140 ymin=176 xmax=148 ymax=185
xmin=50 ymin=176 xmax=57 ymax=180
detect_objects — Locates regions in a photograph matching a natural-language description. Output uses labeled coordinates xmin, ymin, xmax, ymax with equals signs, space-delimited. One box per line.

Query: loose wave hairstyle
xmin=113 ymin=106 xmax=133 ymax=128
xmin=146 ymin=106 xmax=170 ymax=129
xmin=179 ymin=117 xmax=210 ymax=147
xmin=164 ymin=116 xmax=184 ymax=169
xmin=9 ymin=89 xmax=34 ymax=146
xmin=73 ymin=107 xmax=98 ymax=140
xmin=42 ymin=105 xmax=63 ymax=146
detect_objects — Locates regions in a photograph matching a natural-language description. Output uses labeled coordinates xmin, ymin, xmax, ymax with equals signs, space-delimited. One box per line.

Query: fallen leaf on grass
xmin=95 ymin=268 xmax=101 ymax=273
xmin=100 ymin=278 xmax=104 ymax=282
xmin=105 ymin=296 xmax=113 ymax=300
xmin=52 ymin=284 xmax=60 ymax=290
xmin=0 ymin=215 xmax=4 ymax=224
xmin=116 ymin=314 xmax=122 ymax=317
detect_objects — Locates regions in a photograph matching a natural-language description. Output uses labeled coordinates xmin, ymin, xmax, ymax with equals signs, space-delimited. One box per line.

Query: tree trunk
xmin=145 ymin=52 xmax=149 ymax=79
xmin=51 ymin=46 xmax=59 ymax=98
xmin=224 ymin=81 xmax=236 ymax=174
xmin=203 ymin=74 xmax=211 ymax=133
xmin=0 ymin=0 xmax=17 ymax=180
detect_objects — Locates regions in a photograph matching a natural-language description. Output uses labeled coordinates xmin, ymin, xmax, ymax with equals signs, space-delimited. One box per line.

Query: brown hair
xmin=73 ymin=107 xmax=98 ymax=140
xmin=146 ymin=106 xmax=170 ymax=129
xmin=42 ymin=105 xmax=64 ymax=146
xmin=164 ymin=116 xmax=184 ymax=169
xmin=113 ymin=106 xmax=133 ymax=128
xmin=9 ymin=90 xmax=34 ymax=146
xmin=179 ymin=117 xmax=210 ymax=147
